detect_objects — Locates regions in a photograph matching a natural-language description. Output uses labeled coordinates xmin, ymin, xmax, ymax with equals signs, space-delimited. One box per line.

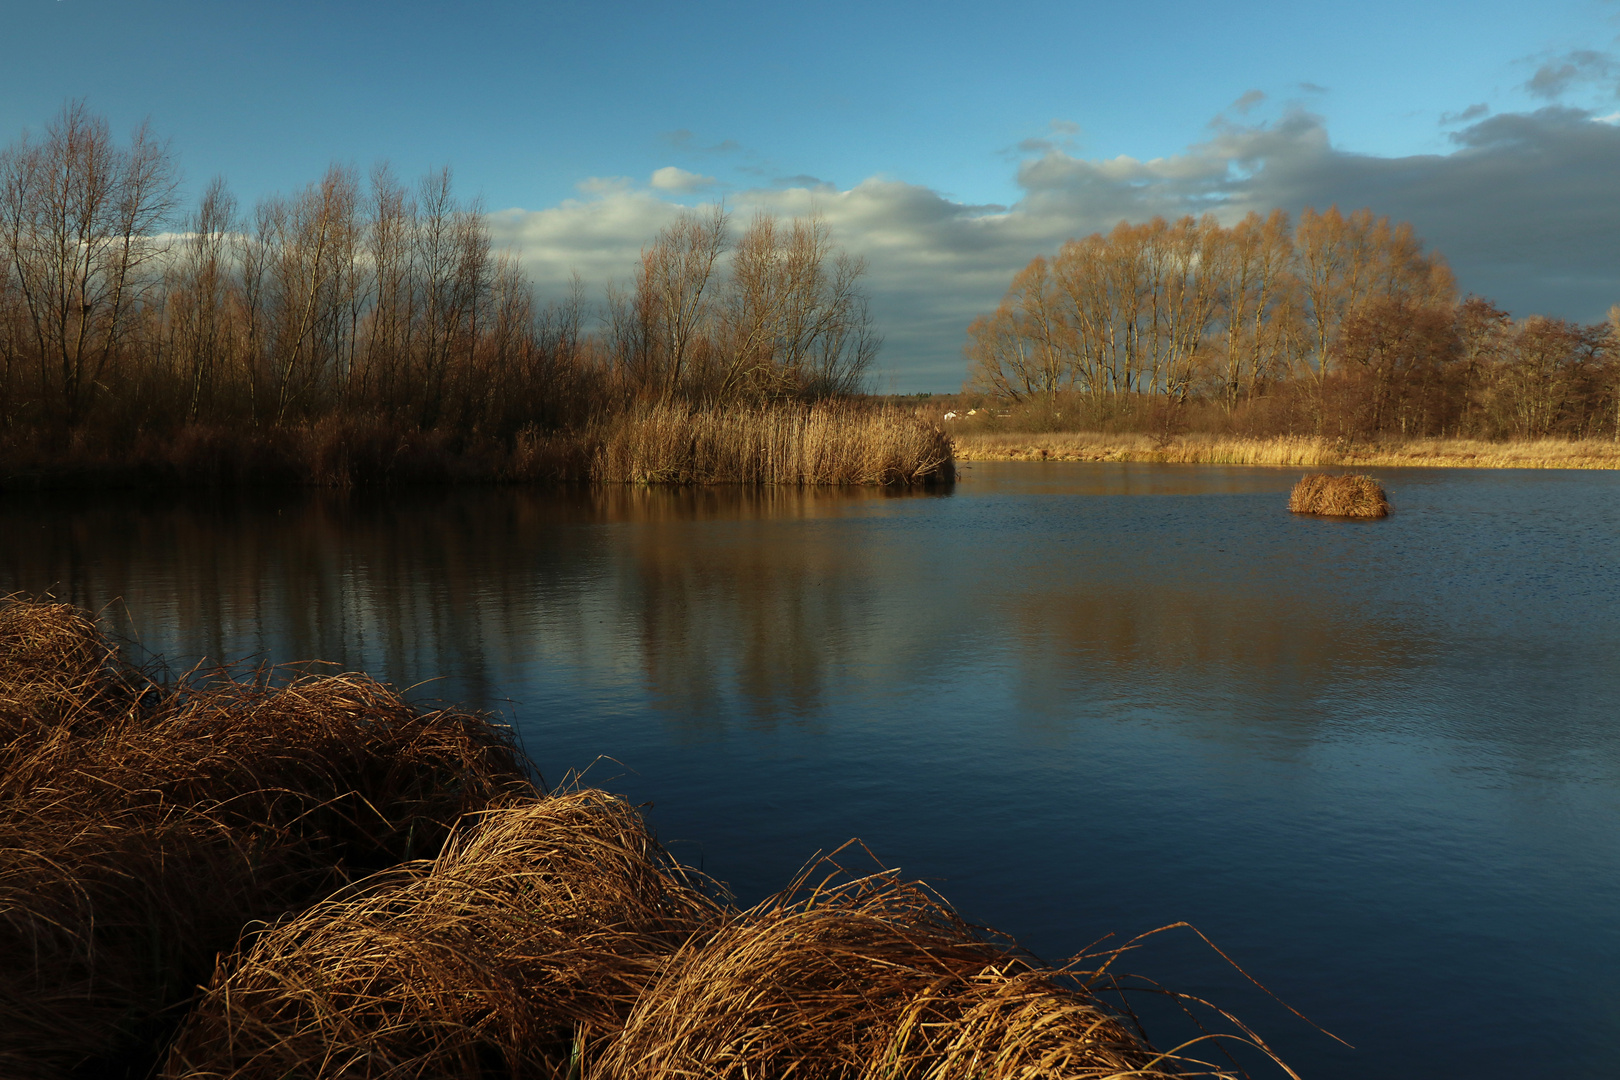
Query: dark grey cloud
xmin=1526 ymin=49 xmax=1617 ymax=98
xmin=1231 ymin=90 xmax=1266 ymax=115
xmin=1298 ymin=82 xmax=1329 ymax=94
xmin=1440 ymin=103 xmax=1490 ymax=125
xmin=773 ymin=173 xmax=830 ymax=188
xmin=659 ymin=129 xmax=742 ymax=154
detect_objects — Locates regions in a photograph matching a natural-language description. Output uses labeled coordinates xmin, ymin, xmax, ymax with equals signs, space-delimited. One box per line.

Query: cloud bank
xmin=490 ymin=106 xmax=1620 ymax=391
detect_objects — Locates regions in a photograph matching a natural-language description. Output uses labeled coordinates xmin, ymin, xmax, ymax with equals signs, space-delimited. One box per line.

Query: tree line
xmin=0 ymin=104 xmax=876 ymax=456
xmin=966 ymin=209 xmax=1619 ymax=440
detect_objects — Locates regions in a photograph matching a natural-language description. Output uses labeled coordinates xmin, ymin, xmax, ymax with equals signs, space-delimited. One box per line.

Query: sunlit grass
xmin=952 ymin=431 xmax=1620 ymax=470
xmin=595 ymin=402 xmax=955 ymax=486
xmin=1288 ymin=474 xmax=1390 ymax=518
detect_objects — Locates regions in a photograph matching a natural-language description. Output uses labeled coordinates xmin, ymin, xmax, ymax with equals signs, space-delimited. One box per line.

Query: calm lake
xmin=4 ymin=461 xmax=1618 ymax=1078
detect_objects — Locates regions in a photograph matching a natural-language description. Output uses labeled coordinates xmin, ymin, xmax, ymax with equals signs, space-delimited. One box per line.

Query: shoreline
xmin=0 ymin=405 xmax=955 ymax=492
xmin=950 ymin=431 xmax=1620 ymax=470
xmin=0 ymin=598 xmax=1260 ymax=1079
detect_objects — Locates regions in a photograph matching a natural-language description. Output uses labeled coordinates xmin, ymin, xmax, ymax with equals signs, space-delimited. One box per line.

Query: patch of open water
xmin=4 ymin=461 xmax=1618 ymax=1078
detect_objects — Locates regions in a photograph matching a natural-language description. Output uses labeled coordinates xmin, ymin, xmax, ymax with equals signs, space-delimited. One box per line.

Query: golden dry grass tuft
xmin=0 ymin=600 xmax=532 ymax=1079
xmin=600 ymin=857 xmax=1262 ymax=1080
xmin=1288 ymin=474 xmax=1390 ymax=518
xmin=161 ymin=791 xmax=723 ymax=1080
xmin=596 ymin=402 xmax=955 ymax=485
xmin=0 ymin=597 xmax=123 ymax=747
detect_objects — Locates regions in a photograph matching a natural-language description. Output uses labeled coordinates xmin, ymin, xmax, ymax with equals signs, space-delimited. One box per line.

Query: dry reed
xmin=161 ymin=790 xmax=723 ymax=1080
xmin=599 ymin=858 xmax=1254 ymax=1080
xmin=0 ymin=598 xmax=123 ymax=748
xmin=596 ymin=403 xmax=955 ymax=485
xmin=952 ymin=431 xmax=1620 ymax=470
xmin=0 ymin=602 xmax=533 ymax=1079
xmin=1288 ymin=474 xmax=1390 ymax=518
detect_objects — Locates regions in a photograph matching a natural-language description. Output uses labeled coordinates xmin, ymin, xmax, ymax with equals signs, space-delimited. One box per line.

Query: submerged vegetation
xmin=0 ymin=596 xmax=1299 ymax=1079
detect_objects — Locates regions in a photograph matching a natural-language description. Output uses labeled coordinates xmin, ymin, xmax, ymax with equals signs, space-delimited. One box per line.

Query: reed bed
xmin=596 ymin=403 xmax=955 ymax=486
xmin=952 ymin=431 xmax=1620 ymax=470
xmin=1288 ymin=474 xmax=1390 ymax=518
xmin=162 ymin=791 xmax=723 ymax=1080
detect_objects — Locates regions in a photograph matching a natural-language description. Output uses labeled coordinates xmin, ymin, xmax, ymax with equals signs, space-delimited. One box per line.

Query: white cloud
xmin=649 ymin=165 xmax=717 ymax=193
xmin=490 ymin=106 xmax=1620 ymax=392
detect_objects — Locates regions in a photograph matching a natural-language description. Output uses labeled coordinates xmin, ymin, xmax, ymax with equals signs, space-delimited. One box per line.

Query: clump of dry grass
xmin=599 ymin=857 xmax=1260 ymax=1080
xmin=161 ymin=790 xmax=722 ymax=1080
xmin=596 ymin=402 xmax=954 ymax=485
xmin=0 ymin=602 xmax=534 ymax=1080
xmin=1288 ymin=473 xmax=1390 ymax=518
xmin=0 ymin=597 xmax=123 ymax=747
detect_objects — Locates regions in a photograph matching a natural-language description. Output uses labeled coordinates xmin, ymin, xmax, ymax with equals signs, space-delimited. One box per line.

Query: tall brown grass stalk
xmin=595 ymin=402 xmax=954 ymax=485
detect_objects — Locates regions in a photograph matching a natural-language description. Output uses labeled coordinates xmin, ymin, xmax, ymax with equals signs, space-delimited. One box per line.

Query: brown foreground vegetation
xmin=0 ymin=597 xmax=1297 ymax=1079
xmin=1287 ymin=475 xmax=1389 ymax=518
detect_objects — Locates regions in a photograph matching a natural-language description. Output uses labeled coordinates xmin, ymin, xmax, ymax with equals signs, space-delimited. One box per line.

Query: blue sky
xmin=6 ymin=0 xmax=1619 ymax=389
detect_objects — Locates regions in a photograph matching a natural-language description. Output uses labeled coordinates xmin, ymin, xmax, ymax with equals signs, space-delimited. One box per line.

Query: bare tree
xmin=168 ymin=175 xmax=237 ymax=421
xmin=636 ymin=205 xmax=728 ymax=402
xmin=717 ymin=213 xmax=876 ymax=400
xmin=0 ymin=101 xmax=178 ymax=426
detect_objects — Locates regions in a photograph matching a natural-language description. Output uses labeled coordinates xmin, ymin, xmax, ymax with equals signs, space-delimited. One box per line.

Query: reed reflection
xmin=0 ymin=480 xmax=1427 ymax=737
xmin=0 ymin=487 xmax=949 ymax=721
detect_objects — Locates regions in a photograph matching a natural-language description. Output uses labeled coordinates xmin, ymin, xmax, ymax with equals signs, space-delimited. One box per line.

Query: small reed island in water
xmin=1288 ymin=473 xmax=1390 ymax=518
xmin=0 ymin=598 xmax=1297 ymax=1079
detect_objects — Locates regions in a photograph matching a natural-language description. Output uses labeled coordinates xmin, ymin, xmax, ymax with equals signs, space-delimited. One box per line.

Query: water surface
xmin=4 ymin=462 xmax=1618 ymax=1078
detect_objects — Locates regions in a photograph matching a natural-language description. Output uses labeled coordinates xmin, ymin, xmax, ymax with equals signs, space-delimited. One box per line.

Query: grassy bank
xmin=951 ymin=430 xmax=1620 ymax=470
xmin=0 ymin=597 xmax=1285 ymax=1080
xmin=0 ymin=404 xmax=952 ymax=490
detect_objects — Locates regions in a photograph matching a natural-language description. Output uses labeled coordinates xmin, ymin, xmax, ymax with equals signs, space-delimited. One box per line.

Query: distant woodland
xmin=0 ymin=105 xmax=880 ymax=482
xmin=965 ymin=209 xmax=1619 ymax=440
xmin=4 ymin=103 xmax=1617 ymax=488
